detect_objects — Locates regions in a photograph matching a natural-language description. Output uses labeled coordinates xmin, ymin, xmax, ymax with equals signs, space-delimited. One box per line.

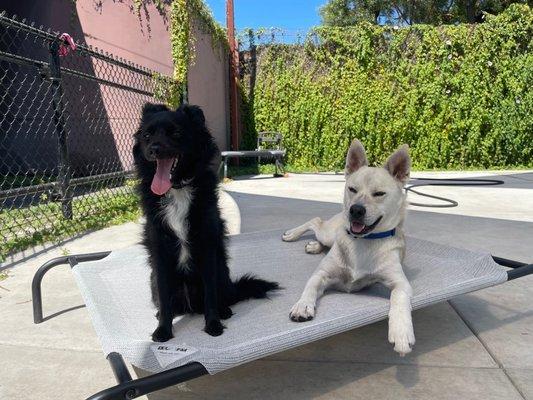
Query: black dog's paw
xmin=219 ymin=306 xmax=233 ymax=320
xmin=204 ymin=319 xmax=225 ymax=337
xmin=152 ymin=325 xmax=173 ymax=342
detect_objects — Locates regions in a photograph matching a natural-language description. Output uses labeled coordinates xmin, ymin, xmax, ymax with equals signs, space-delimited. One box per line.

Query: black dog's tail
xmin=232 ymin=274 xmax=280 ymax=304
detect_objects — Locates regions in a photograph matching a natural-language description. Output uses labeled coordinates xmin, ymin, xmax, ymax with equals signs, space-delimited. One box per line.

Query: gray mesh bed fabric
xmin=72 ymin=229 xmax=508 ymax=375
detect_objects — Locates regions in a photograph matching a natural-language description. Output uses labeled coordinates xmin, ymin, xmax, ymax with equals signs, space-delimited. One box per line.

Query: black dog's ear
xmin=179 ymin=104 xmax=206 ymax=126
xmin=141 ymin=103 xmax=169 ymax=120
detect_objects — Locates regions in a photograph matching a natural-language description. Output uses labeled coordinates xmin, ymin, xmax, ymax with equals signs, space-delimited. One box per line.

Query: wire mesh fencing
xmin=0 ymin=12 xmax=175 ymax=261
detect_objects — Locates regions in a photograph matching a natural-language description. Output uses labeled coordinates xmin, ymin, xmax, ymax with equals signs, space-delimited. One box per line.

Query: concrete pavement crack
xmin=448 ymin=300 xmax=527 ymax=400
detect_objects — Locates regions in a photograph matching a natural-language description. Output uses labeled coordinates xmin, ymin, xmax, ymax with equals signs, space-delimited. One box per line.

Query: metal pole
xmin=507 ymin=264 xmax=533 ymax=281
xmin=226 ymin=0 xmax=240 ymax=153
xmin=181 ymin=74 xmax=188 ymax=104
xmin=107 ymin=353 xmax=133 ymax=384
xmin=248 ymin=29 xmax=257 ymax=101
xmin=49 ymin=40 xmax=72 ymax=219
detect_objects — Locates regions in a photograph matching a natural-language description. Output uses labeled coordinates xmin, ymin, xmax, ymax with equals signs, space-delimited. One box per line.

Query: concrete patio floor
xmin=1 ymin=171 xmax=532 ymax=399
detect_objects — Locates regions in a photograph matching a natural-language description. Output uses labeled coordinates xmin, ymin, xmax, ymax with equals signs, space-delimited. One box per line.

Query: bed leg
xmin=108 ymin=352 xmax=133 ymax=384
xmin=32 ymin=252 xmax=111 ymax=324
xmin=217 ymin=159 xmax=223 ymax=179
xmin=218 ymin=157 xmax=228 ymax=180
xmin=224 ymin=158 xmax=229 ymax=179
xmin=32 ymin=255 xmax=72 ymax=324
xmin=274 ymin=158 xmax=285 ymax=177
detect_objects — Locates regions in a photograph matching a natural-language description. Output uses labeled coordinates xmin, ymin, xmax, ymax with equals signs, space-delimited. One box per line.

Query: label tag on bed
xmin=151 ymin=344 xmax=198 ymax=368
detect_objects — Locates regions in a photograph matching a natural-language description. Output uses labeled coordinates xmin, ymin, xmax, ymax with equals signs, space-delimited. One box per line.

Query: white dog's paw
xmin=388 ymin=318 xmax=415 ymax=356
xmin=305 ymin=241 xmax=323 ymax=254
xmin=289 ymin=300 xmax=315 ymax=322
xmin=282 ymin=229 xmax=299 ymax=242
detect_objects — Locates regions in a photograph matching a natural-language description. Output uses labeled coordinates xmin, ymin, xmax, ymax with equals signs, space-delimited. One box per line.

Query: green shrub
xmin=241 ymin=5 xmax=533 ymax=170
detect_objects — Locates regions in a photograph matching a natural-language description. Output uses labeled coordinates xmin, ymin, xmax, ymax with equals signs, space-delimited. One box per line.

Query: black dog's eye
xmin=348 ymin=187 xmax=357 ymax=194
xmin=373 ymin=191 xmax=386 ymax=197
xmin=143 ymin=132 xmax=150 ymax=139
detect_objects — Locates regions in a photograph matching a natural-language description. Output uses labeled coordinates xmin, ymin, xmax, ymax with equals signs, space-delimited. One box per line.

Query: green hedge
xmin=241 ymin=5 xmax=533 ymax=170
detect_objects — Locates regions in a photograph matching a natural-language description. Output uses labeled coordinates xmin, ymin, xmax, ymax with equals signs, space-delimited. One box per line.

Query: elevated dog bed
xmin=32 ymin=229 xmax=533 ymax=400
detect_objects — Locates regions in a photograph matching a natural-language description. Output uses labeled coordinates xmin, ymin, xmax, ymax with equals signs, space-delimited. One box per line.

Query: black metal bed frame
xmin=31 ymin=251 xmax=533 ymax=400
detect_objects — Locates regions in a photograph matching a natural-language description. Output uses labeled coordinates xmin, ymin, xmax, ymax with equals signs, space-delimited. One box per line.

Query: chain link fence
xmin=0 ymin=12 xmax=175 ymax=261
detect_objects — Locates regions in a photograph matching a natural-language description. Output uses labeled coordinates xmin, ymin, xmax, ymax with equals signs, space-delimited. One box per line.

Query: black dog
xmin=134 ymin=103 xmax=279 ymax=341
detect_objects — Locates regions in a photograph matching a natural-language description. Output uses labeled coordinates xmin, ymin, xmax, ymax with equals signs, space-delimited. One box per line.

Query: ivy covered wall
xmin=241 ymin=5 xmax=533 ymax=170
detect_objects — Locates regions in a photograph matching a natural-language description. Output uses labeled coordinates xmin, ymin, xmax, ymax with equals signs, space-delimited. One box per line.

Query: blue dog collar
xmin=347 ymin=228 xmax=396 ymax=239
xmin=365 ymin=228 xmax=396 ymax=239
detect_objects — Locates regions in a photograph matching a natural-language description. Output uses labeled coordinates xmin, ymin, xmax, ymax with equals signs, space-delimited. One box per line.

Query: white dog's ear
xmin=345 ymin=139 xmax=368 ymax=175
xmin=384 ymin=144 xmax=410 ymax=183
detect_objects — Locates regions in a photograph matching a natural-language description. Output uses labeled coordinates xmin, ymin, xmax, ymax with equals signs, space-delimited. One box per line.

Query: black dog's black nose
xmin=149 ymin=144 xmax=161 ymax=157
xmin=350 ymin=204 xmax=366 ymax=219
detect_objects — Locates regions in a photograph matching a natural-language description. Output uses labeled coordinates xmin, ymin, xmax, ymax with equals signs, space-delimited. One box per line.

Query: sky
xmin=204 ymin=0 xmax=325 ymax=32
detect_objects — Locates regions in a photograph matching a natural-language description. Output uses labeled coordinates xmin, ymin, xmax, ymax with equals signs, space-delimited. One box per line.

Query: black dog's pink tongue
xmin=351 ymin=221 xmax=365 ymax=233
xmin=151 ymin=158 xmax=174 ymax=195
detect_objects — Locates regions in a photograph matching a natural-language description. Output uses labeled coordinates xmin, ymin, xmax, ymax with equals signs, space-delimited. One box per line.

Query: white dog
xmin=282 ymin=139 xmax=415 ymax=355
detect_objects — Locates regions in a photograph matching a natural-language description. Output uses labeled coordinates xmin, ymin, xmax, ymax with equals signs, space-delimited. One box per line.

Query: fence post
xmin=48 ymin=40 xmax=72 ymax=219
xmin=182 ymin=76 xmax=188 ymax=104
xmin=248 ymin=29 xmax=257 ymax=101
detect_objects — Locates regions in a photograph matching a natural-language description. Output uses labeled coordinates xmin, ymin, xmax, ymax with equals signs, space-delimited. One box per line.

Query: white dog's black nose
xmin=350 ymin=204 xmax=366 ymax=219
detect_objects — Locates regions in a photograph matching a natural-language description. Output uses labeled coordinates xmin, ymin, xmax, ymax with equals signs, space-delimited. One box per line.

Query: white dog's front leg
xmin=282 ymin=217 xmax=323 ymax=242
xmin=289 ymin=271 xmax=327 ymax=321
xmin=289 ymin=258 xmax=342 ymax=322
xmin=382 ymin=269 xmax=415 ymax=356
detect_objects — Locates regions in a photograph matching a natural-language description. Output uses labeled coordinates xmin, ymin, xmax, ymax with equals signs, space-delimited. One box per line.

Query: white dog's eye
xmin=373 ymin=191 xmax=386 ymax=197
xmin=348 ymin=187 xmax=357 ymax=194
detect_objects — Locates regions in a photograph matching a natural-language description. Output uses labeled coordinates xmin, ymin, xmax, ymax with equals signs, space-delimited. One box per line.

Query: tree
xmin=452 ymin=0 xmax=533 ymax=23
xmin=319 ymin=0 xmax=391 ymax=25
xmin=319 ymin=0 xmax=533 ymax=25
xmin=391 ymin=0 xmax=452 ymax=25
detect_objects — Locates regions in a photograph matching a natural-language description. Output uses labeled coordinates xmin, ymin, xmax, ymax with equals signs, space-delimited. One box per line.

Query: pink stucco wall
xmin=2 ymin=0 xmax=173 ymax=75
xmin=75 ymin=3 xmax=230 ymax=151
xmin=188 ymin=22 xmax=230 ymax=152
xmin=75 ymin=1 xmax=176 ymax=171
xmin=2 ymin=0 xmax=229 ymax=176
xmin=75 ymin=3 xmax=231 ymax=152
xmin=74 ymin=0 xmax=174 ymax=76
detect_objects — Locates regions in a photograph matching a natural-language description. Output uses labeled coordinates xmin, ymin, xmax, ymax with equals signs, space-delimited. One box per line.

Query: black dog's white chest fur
xmin=160 ymin=187 xmax=194 ymax=268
